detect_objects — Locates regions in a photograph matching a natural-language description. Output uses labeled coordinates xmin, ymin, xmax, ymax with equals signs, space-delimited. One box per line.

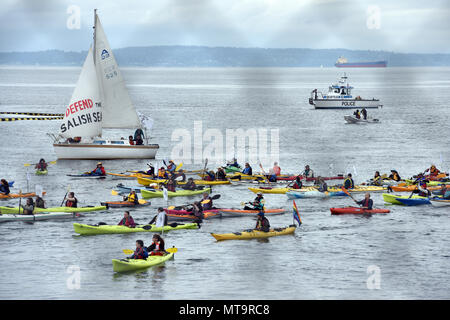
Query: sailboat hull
xmin=53 ymin=143 xmax=159 ymax=159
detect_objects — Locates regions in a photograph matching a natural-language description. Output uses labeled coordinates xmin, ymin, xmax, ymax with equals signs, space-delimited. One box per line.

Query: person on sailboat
xmin=149 ymin=207 xmax=168 ymax=226
xmin=123 ymin=190 xmax=139 ymax=205
xmin=90 ymin=162 xmax=106 ymax=176
xmin=128 ymin=136 xmax=135 ymax=145
xmin=0 ymin=179 xmax=10 ymax=195
xmin=134 ymin=128 xmax=145 ymax=142
xmin=118 ymin=211 xmax=136 ymax=228
xmin=35 ymin=159 xmax=48 ymax=172
xmin=65 ymin=192 xmax=78 ymax=208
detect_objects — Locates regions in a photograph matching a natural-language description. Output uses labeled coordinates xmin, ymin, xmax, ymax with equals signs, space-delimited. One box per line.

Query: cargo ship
xmin=335 ymin=56 xmax=387 ymax=68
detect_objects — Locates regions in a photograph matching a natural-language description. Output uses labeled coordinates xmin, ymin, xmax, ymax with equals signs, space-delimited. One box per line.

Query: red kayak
xmin=164 ymin=208 xmax=220 ymax=215
xmin=166 ymin=211 xmax=221 ymax=221
xmin=330 ymin=207 xmax=390 ymax=215
xmin=276 ymin=175 xmax=344 ymax=182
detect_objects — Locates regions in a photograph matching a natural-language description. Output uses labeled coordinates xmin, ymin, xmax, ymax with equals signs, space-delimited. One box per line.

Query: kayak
xmin=404 ymin=179 xmax=448 ymax=186
xmin=396 ymin=198 xmax=431 ymax=206
xmin=275 ymin=175 xmax=344 ymax=182
xmin=137 ymin=177 xmax=231 ymax=186
xmin=112 ymin=252 xmax=174 ymax=273
xmin=382 ymin=193 xmax=427 ymax=205
xmin=390 ymin=185 xmax=448 ymax=192
xmin=211 ymin=225 xmax=296 ymax=241
xmin=249 ymin=185 xmax=385 ymax=194
xmin=0 ymin=212 xmax=80 ymax=223
xmin=73 ymin=222 xmax=198 ymax=235
xmin=344 ymin=115 xmax=380 ymax=124
xmin=218 ymin=208 xmax=285 ymax=216
xmin=0 ymin=205 xmax=107 ymax=214
xmin=330 ymin=207 xmax=390 ymax=215
xmin=366 ymin=179 xmax=402 ymax=187
xmin=35 ymin=169 xmax=48 ymax=175
xmin=67 ymin=174 xmax=106 ymax=179
xmin=224 ymin=166 xmax=241 ymax=173
xmin=430 ymin=199 xmax=450 ymax=207
xmin=248 ymin=187 xmax=294 ymax=194
xmin=140 ymin=187 xmax=210 ymax=199
xmin=100 ymin=200 xmax=151 ymax=208
xmin=164 ymin=208 xmax=221 ymax=215
xmin=286 ymin=191 xmax=347 ymax=199
xmin=166 ymin=211 xmax=221 ymax=221
xmin=326 ymin=186 xmax=386 ymax=193
xmin=115 ymin=184 xmax=155 ymax=194
xmin=0 ymin=192 xmax=45 ymax=199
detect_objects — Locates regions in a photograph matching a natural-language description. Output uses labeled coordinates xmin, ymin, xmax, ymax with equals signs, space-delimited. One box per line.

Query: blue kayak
xmin=396 ymin=198 xmax=431 ymax=206
xmin=286 ymin=190 xmax=347 ymax=199
xmin=115 ymin=184 xmax=155 ymax=194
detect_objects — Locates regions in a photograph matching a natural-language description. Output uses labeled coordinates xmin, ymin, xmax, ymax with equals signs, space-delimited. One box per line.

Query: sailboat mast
xmin=93 ymin=9 xmax=97 ymax=65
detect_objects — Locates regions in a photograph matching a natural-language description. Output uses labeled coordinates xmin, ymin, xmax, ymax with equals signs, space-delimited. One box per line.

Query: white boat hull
xmin=0 ymin=212 xmax=77 ymax=223
xmin=312 ymin=99 xmax=382 ymax=109
xmin=344 ymin=116 xmax=380 ymax=124
xmin=53 ymin=143 xmax=159 ymax=159
xmin=430 ymin=199 xmax=450 ymax=207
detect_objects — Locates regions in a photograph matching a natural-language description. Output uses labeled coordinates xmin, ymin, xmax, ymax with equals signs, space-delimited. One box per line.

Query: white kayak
xmin=430 ymin=199 xmax=450 ymax=207
xmin=286 ymin=190 xmax=347 ymax=199
xmin=344 ymin=116 xmax=380 ymax=124
xmin=0 ymin=212 xmax=80 ymax=223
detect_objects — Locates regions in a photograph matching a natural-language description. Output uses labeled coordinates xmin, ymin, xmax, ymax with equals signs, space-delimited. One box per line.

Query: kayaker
xmin=165 ymin=179 xmax=176 ymax=192
xmin=147 ymin=234 xmax=166 ymax=256
xmin=356 ymin=193 xmax=373 ymax=210
xmin=65 ymin=192 xmax=78 ymax=208
xmin=129 ymin=240 xmax=148 ymax=260
xmin=344 ymin=173 xmax=354 ymax=189
xmin=123 ymin=190 xmax=139 ymax=205
xmin=35 ymin=195 xmax=45 ymax=209
xmin=91 ymin=162 xmax=106 ymax=176
xmin=303 ymin=165 xmax=314 ymax=178
xmin=20 ymin=198 xmax=35 ymax=215
xmin=216 ymin=167 xmax=227 ymax=181
xmin=226 ymin=158 xmax=240 ymax=168
xmin=191 ymin=201 xmax=204 ymax=222
xmin=35 ymin=159 xmax=48 ymax=172
xmin=353 ymin=109 xmax=361 ymax=119
xmin=149 ymin=207 xmax=168 ymax=226
xmin=242 ymin=163 xmax=252 ymax=175
xmin=244 ymin=193 xmax=264 ymax=210
xmin=166 ymin=160 xmax=176 ymax=173
xmin=317 ymin=177 xmax=328 ymax=192
xmin=158 ymin=167 xmax=168 ymax=179
xmin=432 ymin=184 xmax=450 ymax=198
xmin=255 ymin=212 xmax=270 ymax=232
xmin=361 ymin=108 xmax=367 ymax=120
xmin=425 ymin=165 xmax=441 ymax=178
xmin=128 ymin=135 xmax=135 ymax=145
xmin=372 ymin=171 xmax=382 ymax=186
xmin=182 ymin=178 xmax=197 ymax=191
xmin=266 ymin=168 xmax=277 ymax=182
xmin=175 ymin=169 xmax=186 ymax=182
xmin=417 ymin=181 xmax=431 ymax=197
xmin=290 ymin=176 xmax=303 ymax=189
xmin=388 ymin=170 xmax=401 ymax=181
xmin=204 ymin=170 xmax=216 ymax=181
xmin=273 ymin=162 xmax=281 ymax=176
xmin=146 ymin=164 xmax=155 ymax=176
xmin=0 ymin=179 xmax=10 ymax=195
xmin=200 ymin=192 xmax=213 ymax=210
xmin=118 ymin=211 xmax=136 ymax=228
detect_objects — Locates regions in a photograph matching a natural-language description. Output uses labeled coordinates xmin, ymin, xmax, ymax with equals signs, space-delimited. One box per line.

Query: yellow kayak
xmin=137 ymin=177 xmax=231 ymax=186
xmin=211 ymin=226 xmax=296 ymax=241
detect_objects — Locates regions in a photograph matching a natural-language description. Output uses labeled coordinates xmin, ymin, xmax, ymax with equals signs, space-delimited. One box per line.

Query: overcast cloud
xmin=0 ymin=0 xmax=449 ymax=53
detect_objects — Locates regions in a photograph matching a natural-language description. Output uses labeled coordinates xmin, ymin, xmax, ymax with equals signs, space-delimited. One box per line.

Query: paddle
xmin=341 ymin=187 xmax=361 ymax=206
xmin=175 ymin=162 xmax=183 ymax=171
xmin=201 ymin=158 xmax=209 ymax=180
xmin=408 ymin=170 xmax=429 ymax=199
xmin=122 ymin=247 xmax=178 ymax=255
xmin=24 ymin=160 xmax=57 ymax=167
xmin=259 ymin=163 xmax=271 ymax=186
xmin=18 ymin=189 xmax=22 ymax=214
xmin=60 ymin=185 xmax=71 ymax=206
xmin=111 ymin=190 xmax=120 ymax=196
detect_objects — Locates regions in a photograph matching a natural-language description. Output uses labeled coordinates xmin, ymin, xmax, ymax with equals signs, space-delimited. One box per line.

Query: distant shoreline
xmin=1 ymin=46 xmax=450 ymax=67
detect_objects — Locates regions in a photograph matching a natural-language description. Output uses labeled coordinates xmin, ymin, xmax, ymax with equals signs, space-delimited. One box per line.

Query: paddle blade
xmin=138 ymin=199 xmax=147 ymax=205
xmin=24 ymin=163 xmax=32 ymax=167
xmin=166 ymin=247 xmax=178 ymax=253
xmin=175 ymin=163 xmax=183 ymax=171
xmin=111 ymin=190 xmax=119 ymax=196
xmin=167 ymin=206 xmax=175 ymax=210
xmin=49 ymin=161 xmax=57 ymax=165
xmin=122 ymin=249 xmax=134 ymax=255
xmin=341 ymin=187 xmax=351 ymax=197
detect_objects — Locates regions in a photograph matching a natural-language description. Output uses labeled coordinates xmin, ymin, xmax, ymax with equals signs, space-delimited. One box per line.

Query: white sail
xmin=94 ymin=14 xmax=141 ymax=129
xmin=59 ymin=47 xmax=102 ymax=138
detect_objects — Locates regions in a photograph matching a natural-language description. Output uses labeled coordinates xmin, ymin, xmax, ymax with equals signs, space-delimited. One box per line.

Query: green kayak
xmin=382 ymin=193 xmax=427 ymax=205
xmin=140 ymin=187 xmax=210 ymax=199
xmin=0 ymin=205 xmax=107 ymax=214
xmin=35 ymin=169 xmax=48 ymax=175
xmin=112 ymin=252 xmax=174 ymax=273
xmin=73 ymin=222 xmax=199 ymax=235
xmin=224 ymin=166 xmax=241 ymax=173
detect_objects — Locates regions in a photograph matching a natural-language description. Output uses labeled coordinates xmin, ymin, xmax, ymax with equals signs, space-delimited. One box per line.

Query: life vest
xmin=430 ymin=167 xmax=440 ymax=176
xmin=127 ymin=193 xmax=138 ymax=204
xmin=344 ymin=178 xmax=354 ymax=189
xmin=66 ymin=198 xmax=78 ymax=208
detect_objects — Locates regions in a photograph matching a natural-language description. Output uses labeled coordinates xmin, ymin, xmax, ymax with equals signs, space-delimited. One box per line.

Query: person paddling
xmin=91 ymin=162 xmax=106 ymax=176
xmin=344 ymin=173 xmax=354 ymax=189
xmin=129 ymin=240 xmax=148 ymax=260
xmin=244 ymin=193 xmax=264 ymax=211
xmin=372 ymin=171 xmax=382 ymax=186
xmin=425 ymin=165 xmax=441 ymax=178
xmin=216 ymin=167 xmax=227 ymax=181
xmin=317 ymin=177 xmax=328 ymax=192
xmin=21 ymin=198 xmax=35 ymax=215
xmin=289 ymin=176 xmax=303 ymax=189
xmin=272 ymin=162 xmax=281 ymax=176
xmin=242 ymin=163 xmax=253 ymax=175
xmin=118 ymin=211 xmax=136 ymax=228
xmin=123 ymin=190 xmax=139 ymax=205
xmin=65 ymin=192 xmax=78 ymax=208
xmin=182 ymin=177 xmax=197 ymax=191
xmin=389 ymin=170 xmax=401 ymax=181
xmin=149 ymin=207 xmax=168 ymax=226
xmin=166 ymin=160 xmax=176 ymax=173
xmin=255 ymin=211 xmax=270 ymax=232
xmin=35 ymin=159 xmax=48 ymax=172
xmin=356 ymin=193 xmax=373 ymax=210
xmin=35 ymin=195 xmax=45 ymax=209
xmin=0 ymin=179 xmax=10 ymax=195
xmin=200 ymin=192 xmax=213 ymax=210
xmin=147 ymin=234 xmax=166 ymax=256
xmin=303 ymin=165 xmax=314 ymax=178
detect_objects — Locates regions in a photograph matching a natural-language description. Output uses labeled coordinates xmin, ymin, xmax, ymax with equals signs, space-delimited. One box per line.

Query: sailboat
xmin=50 ymin=10 xmax=159 ymax=159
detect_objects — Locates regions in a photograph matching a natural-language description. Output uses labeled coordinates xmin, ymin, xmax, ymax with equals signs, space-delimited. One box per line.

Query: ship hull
xmin=335 ymin=61 xmax=387 ymax=68
xmin=53 ymin=143 xmax=159 ymax=159
xmin=311 ymin=99 xmax=382 ymax=109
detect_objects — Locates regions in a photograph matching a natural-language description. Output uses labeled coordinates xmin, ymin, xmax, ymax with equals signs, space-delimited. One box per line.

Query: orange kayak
xmin=0 ymin=192 xmax=45 ymax=199
xmin=390 ymin=185 xmax=449 ymax=192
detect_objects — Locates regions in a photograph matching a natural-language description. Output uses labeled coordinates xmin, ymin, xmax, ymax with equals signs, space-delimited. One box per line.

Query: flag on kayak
xmin=293 ymin=200 xmax=302 ymax=226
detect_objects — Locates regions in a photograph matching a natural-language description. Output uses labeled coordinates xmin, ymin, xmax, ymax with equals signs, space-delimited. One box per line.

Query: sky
xmin=1 ymin=0 xmax=449 ymax=53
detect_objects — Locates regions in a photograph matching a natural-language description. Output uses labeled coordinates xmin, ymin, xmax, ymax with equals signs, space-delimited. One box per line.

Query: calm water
xmin=0 ymin=66 xmax=449 ymax=299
